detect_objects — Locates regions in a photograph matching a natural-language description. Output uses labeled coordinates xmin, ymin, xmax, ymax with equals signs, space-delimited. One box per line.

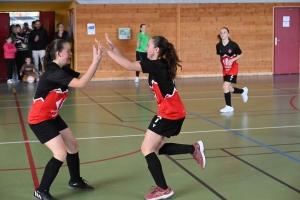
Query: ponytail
xmin=43 ymin=39 xmax=68 ymax=69
xmin=152 ymin=36 xmax=182 ymax=79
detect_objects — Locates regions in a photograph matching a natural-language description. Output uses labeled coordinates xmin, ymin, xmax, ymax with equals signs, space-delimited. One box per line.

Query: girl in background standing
xmin=3 ymin=35 xmax=17 ymax=84
xmin=135 ymin=24 xmax=150 ymax=83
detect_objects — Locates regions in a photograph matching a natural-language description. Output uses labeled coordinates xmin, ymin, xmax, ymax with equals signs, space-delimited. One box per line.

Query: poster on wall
xmin=87 ymin=23 xmax=95 ymax=35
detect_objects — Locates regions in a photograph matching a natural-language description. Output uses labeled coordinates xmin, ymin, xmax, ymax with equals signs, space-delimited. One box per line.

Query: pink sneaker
xmin=144 ymin=186 xmax=174 ymax=200
xmin=192 ymin=140 xmax=206 ymax=170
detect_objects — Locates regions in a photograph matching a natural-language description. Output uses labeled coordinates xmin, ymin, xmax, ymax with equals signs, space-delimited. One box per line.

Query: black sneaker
xmin=33 ymin=188 xmax=58 ymax=200
xmin=68 ymin=177 xmax=94 ymax=191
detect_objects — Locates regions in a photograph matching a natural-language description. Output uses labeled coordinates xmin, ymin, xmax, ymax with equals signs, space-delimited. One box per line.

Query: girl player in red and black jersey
xmin=98 ymin=34 xmax=206 ymax=200
xmin=216 ymin=27 xmax=248 ymax=113
xmin=28 ymin=39 xmax=102 ymax=200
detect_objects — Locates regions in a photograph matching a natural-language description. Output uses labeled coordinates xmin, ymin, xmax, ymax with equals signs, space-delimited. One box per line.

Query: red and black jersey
xmin=28 ymin=63 xmax=80 ymax=124
xmin=140 ymin=59 xmax=186 ymax=120
xmin=216 ymin=41 xmax=242 ymax=76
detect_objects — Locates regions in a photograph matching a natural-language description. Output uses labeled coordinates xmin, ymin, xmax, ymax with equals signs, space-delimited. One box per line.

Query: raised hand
xmin=93 ymin=38 xmax=103 ymax=63
xmin=105 ymin=33 xmax=116 ymax=50
xmin=96 ymin=38 xmax=110 ymax=54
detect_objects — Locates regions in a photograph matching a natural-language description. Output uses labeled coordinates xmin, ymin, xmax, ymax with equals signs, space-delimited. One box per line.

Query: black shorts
xmin=29 ymin=115 xmax=68 ymax=144
xmin=223 ymin=75 xmax=237 ymax=84
xmin=136 ymin=51 xmax=147 ymax=61
xmin=148 ymin=115 xmax=185 ymax=138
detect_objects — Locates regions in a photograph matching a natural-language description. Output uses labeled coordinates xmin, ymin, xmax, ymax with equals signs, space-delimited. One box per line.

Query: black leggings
xmin=4 ymin=59 xmax=15 ymax=79
xmin=136 ymin=51 xmax=147 ymax=77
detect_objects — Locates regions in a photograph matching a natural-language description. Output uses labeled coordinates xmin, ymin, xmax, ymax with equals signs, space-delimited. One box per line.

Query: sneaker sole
xmin=242 ymin=87 xmax=248 ymax=103
xmin=198 ymin=140 xmax=206 ymax=170
xmin=68 ymin=186 xmax=94 ymax=191
xmin=144 ymin=191 xmax=174 ymax=200
xmin=220 ymin=109 xmax=234 ymax=113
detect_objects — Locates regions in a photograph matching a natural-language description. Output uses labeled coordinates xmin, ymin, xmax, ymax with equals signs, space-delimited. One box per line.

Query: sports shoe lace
xmin=80 ymin=177 xmax=89 ymax=186
xmin=148 ymin=186 xmax=160 ymax=194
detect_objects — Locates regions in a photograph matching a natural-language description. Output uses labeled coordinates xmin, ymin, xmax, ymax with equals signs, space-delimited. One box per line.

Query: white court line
xmin=0 ymin=94 xmax=296 ymax=110
xmin=0 ymin=87 xmax=298 ymax=102
xmin=1 ymin=124 xmax=300 ymax=145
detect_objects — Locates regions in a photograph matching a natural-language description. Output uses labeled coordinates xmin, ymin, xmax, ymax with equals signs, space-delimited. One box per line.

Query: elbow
xmin=78 ymin=82 xmax=87 ymax=88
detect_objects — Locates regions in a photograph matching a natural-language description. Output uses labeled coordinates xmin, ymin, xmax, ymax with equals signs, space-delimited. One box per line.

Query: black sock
xmin=66 ymin=152 xmax=81 ymax=182
xmin=136 ymin=71 xmax=140 ymax=77
xmin=233 ymin=87 xmax=244 ymax=94
xmin=38 ymin=157 xmax=63 ymax=191
xmin=224 ymin=92 xmax=231 ymax=106
xmin=145 ymin=152 xmax=168 ymax=190
xmin=159 ymin=143 xmax=194 ymax=155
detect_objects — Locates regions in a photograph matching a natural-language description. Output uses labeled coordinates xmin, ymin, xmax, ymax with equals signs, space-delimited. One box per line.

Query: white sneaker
xmin=220 ymin=105 xmax=234 ymax=113
xmin=134 ymin=77 xmax=139 ymax=83
xmin=241 ymin=87 xmax=248 ymax=102
xmin=7 ymin=79 xmax=13 ymax=84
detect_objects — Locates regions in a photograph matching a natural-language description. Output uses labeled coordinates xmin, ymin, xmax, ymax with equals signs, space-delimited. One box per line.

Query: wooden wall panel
xmin=74 ymin=3 xmax=299 ymax=80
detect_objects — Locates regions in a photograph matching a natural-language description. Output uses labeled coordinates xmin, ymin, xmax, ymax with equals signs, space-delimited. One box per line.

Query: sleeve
xmin=44 ymin=29 xmax=49 ymax=45
xmin=53 ymin=33 xmax=58 ymax=40
xmin=234 ymin=42 xmax=242 ymax=55
xmin=216 ymin=44 xmax=220 ymax=55
xmin=47 ymin=67 xmax=75 ymax=86
xmin=65 ymin=32 xmax=70 ymax=42
xmin=28 ymin=31 xmax=34 ymax=43
xmin=140 ymin=60 xmax=161 ymax=75
xmin=62 ymin=65 xmax=80 ymax=78
xmin=136 ymin=33 xmax=141 ymax=39
xmin=3 ymin=44 xmax=8 ymax=52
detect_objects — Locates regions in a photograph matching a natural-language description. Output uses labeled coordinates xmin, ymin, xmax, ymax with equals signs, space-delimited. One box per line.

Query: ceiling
xmin=0 ymin=0 xmax=298 ymax=3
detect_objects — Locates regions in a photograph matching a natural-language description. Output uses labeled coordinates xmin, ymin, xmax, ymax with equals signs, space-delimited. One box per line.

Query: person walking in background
xmin=135 ymin=24 xmax=150 ymax=83
xmin=54 ymin=23 xmax=70 ymax=42
xmin=3 ymin=35 xmax=17 ymax=84
xmin=216 ymin=27 xmax=248 ymax=113
xmin=29 ymin=20 xmax=49 ymax=73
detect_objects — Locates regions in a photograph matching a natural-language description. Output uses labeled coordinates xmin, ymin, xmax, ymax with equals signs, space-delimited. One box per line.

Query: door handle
xmin=275 ymin=37 xmax=280 ymax=45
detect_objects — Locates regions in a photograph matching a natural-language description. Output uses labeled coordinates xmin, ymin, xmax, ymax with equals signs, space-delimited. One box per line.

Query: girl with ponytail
xmin=99 ymin=34 xmax=206 ymax=200
xmin=28 ymin=39 xmax=102 ymax=200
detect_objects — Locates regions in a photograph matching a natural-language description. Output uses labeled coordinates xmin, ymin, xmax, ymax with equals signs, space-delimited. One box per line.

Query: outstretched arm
xmin=99 ymin=34 xmax=141 ymax=71
xmin=105 ymin=33 xmax=133 ymax=61
xmin=68 ymin=39 xmax=102 ymax=88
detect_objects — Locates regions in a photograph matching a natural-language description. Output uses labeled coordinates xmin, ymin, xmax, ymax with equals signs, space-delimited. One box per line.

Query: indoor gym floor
xmin=0 ymin=74 xmax=299 ymax=200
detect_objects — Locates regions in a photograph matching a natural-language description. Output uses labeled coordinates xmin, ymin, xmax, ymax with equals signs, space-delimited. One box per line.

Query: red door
xmin=39 ymin=11 xmax=55 ymax=43
xmin=274 ymin=8 xmax=300 ymax=74
xmin=0 ymin=13 xmax=10 ymax=79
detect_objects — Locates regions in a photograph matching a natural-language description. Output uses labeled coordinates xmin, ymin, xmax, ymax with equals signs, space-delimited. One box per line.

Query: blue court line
xmin=187 ymin=110 xmax=300 ymax=163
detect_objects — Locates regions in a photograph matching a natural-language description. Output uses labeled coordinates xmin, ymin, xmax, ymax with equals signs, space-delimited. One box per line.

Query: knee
xmin=53 ymin=150 xmax=67 ymax=162
xmin=223 ymin=83 xmax=229 ymax=92
xmin=141 ymin=143 xmax=154 ymax=156
xmin=68 ymin=140 xmax=79 ymax=154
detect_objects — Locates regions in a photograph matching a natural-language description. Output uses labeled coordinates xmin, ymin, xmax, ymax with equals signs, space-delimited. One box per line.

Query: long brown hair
xmin=152 ymin=36 xmax=182 ymax=79
xmin=43 ymin=39 xmax=68 ymax=69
